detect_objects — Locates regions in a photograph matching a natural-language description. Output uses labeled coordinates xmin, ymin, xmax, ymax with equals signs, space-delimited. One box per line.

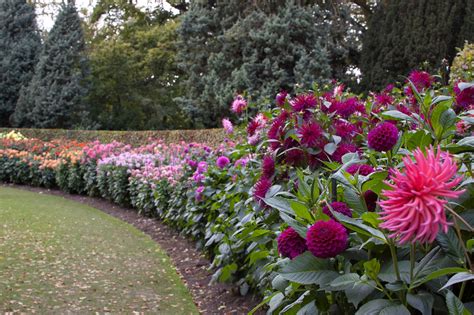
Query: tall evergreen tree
xmin=12 ymin=1 xmax=89 ymax=128
xmin=176 ymin=1 xmax=334 ymax=128
xmin=0 ymin=0 xmax=41 ymax=127
xmin=360 ymin=0 xmax=474 ymax=91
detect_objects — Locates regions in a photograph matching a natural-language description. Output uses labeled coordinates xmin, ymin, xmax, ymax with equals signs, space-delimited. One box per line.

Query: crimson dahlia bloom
xmin=346 ymin=163 xmax=374 ymax=176
xmin=253 ymin=177 xmax=272 ymax=207
xmin=408 ymin=70 xmax=432 ymax=90
xmin=306 ymin=220 xmax=348 ymax=258
xmin=276 ymin=91 xmax=288 ymax=107
xmin=277 ymin=227 xmax=307 ymax=259
xmin=331 ymin=143 xmax=359 ymax=163
xmin=291 ymin=94 xmax=317 ymax=112
xmin=298 ymin=122 xmax=324 ymax=148
xmin=368 ymin=122 xmax=399 ymax=152
xmin=262 ymin=155 xmax=275 ymax=178
xmin=379 ymin=147 xmax=465 ymax=244
xmin=454 ymin=83 xmax=474 ymax=112
xmin=322 ymin=201 xmax=352 ymax=219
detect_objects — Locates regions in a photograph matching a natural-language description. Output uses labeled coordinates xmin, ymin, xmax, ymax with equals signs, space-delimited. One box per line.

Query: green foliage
xmin=451 ymin=42 xmax=474 ymax=83
xmin=0 ymin=0 xmax=41 ymax=127
xmin=360 ymin=0 xmax=474 ymax=90
xmin=12 ymin=2 xmax=90 ymax=128
xmin=87 ymin=19 xmax=188 ymax=130
xmin=176 ymin=1 xmax=354 ymax=127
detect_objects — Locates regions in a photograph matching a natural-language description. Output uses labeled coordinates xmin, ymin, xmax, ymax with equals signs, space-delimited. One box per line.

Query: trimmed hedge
xmin=0 ymin=128 xmax=225 ymax=146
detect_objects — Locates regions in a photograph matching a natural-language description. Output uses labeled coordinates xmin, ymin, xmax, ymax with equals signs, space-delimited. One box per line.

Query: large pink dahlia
xmin=277 ymin=227 xmax=307 ymax=259
xmin=306 ymin=220 xmax=348 ymax=258
xmin=379 ymin=147 xmax=465 ymax=244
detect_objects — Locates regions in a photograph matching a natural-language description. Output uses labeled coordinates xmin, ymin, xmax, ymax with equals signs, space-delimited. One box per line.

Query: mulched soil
xmin=3 ymin=184 xmax=263 ymax=315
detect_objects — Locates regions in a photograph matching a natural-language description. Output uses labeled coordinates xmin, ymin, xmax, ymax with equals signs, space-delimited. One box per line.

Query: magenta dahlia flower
xmin=262 ymin=155 xmax=275 ymax=178
xmin=331 ymin=143 xmax=359 ymax=163
xmin=276 ymin=91 xmax=288 ymax=107
xmin=335 ymin=119 xmax=357 ymax=139
xmin=291 ymin=94 xmax=317 ymax=112
xmin=298 ymin=122 xmax=323 ymax=148
xmin=322 ymin=201 xmax=352 ymax=219
xmin=408 ymin=70 xmax=432 ymax=90
xmin=253 ymin=177 xmax=272 ymax=206
xmin=379 ymin=147 xmax=465 ymax=244
xmin=277 ymin=227 xmax=307 ymax=259
xmin=306 ymin=220 xmax=348 ymax=258
xmin=454 ymin=83 xmax=474 ymax=112
xmin=216 ymin=156 xmax=230 ymax=169
xmin=368 ymin=122 xmax=399 ymax=152
xmin=346 ymin=164 xmax=375 ymax=176
xmin=375 ymin=93 xmax=394 ymax=107
xmin=363 ymin=190 xmax=378 ymax=212
xmin=231 ymin=95 xmax=247 ymax=114
xmin=222 ymin=118 xmax=233 ymax=134
xmin=195 ymin=186 xmax=205 ymax=202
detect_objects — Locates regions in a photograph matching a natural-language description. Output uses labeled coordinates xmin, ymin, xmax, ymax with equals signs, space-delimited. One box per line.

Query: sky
xmin=37 ymin=0 xmax=174 ymax=31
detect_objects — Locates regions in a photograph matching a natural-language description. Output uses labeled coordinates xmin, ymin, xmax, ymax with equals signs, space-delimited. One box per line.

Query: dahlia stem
xmin=446 ymin=206 xmax=474 ymax=232
xmin=459 ymin=281 xmax=466 ymax=300
xmin=409 ymin=243 xmax=416 ymax=291
xmin=388 ymin=240 xmax=401 ymax=282
xmin=452 ymin=215 xmax=473 ymax=272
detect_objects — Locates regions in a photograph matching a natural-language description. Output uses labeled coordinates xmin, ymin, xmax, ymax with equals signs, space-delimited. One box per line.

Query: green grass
xmin=0 ymin=187 xmax=198 ymax=314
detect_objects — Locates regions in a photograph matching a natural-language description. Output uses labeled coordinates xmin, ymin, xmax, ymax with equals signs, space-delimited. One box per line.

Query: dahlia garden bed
xmin=0 ymin=71 xmax=473 ymax=314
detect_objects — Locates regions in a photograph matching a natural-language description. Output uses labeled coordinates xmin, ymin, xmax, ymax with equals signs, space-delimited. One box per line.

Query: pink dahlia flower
xmin=346 ymin=164 xmax=375 ymax=176
xmin=298 ymin=121 xmax=324 ymax=148
xmin=277 ymin=227 xmax=307 ymax=259
xmin=231 ymin=95 xmax=247 ymax=114
xmin=216 ymin=156 xmax=230 ymax=169
xmin=253 ymin=177 xmax=272 ymax=207
xmin=306 ymin=220 xmax=348 ymax=258
xmin=331 ymin=143 xmax=359 ymax=163
xmin=222 ymin=118 xmax=233 ymax=134
xmin=408 ymin=70 xmax=432 ymax=91
xmin=291 ymin=94 xmax=317 ymax=112
xmin=195 ymin=186 xmax=205 ymax=202
xmin=276 ymin=91 xmax=288 ymax=107
xmin=368 ymin=122 xmax=399 ymax=152
xmin=379 ymin=147 xmax=465 ymax=244
xmin=322 ymin=201 xmax=352 ymax=219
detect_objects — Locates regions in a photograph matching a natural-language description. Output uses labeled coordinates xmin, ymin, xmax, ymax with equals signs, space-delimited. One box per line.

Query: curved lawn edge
xmin=1 ymin=184 xmax=263 ymax=314
xmin=0 ymin=186 xmax=199 ymax=314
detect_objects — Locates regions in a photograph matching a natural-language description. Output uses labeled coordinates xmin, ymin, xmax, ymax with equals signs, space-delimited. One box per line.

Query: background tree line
xmin=0 ymin=0 xmax=473 ymax=130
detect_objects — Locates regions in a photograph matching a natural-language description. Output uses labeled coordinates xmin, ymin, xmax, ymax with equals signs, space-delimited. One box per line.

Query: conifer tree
xmin=360 ymin=0 xmax=474 ymax=91
xmin=0 ymin=0 xmax=41 ymax=127
xmin=13 ymin=1 xmax=89 ymax=128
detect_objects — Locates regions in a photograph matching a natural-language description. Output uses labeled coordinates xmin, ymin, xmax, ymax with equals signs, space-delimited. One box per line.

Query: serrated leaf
xmin=407 ymin=292 xmax=434 ymax=315
xmin=278 ymin=252 xmax=334 ymax=285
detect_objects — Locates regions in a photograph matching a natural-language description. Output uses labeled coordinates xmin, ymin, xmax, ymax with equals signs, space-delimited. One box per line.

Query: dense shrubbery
xmin=0 ymin=73 xmax=473 ymax=313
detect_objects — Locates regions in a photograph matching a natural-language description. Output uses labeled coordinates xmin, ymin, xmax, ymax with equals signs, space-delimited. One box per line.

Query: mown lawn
xmin=0 ymin=187 xmax=198 ymax=314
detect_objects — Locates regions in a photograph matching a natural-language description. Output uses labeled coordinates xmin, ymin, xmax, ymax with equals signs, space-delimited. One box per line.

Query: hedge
xmin=0 ymin=128 xmax=225 ymax=146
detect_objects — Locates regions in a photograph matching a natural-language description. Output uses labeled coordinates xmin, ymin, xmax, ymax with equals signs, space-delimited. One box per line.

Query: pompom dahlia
xmin=322 ymin=201 xmax=352 ymax=219
xmin=346 ymin=164 xmax=374 ymax=176
xmin=277 ymin=227 xmax=307 ymax=259
xmin=379 ymin=147 xmax=465 ymax=244
xmin=306 ymin=220 xmax=348 ymax=258
xmin=262 ymin=155 xmax=275 ymax=178
xmin=298 ymin=122 xmax=324 ymax=148
xmin=253 ymin=177 xmax=272 ymax=207
xmin=231 ymin=95 xmax=247 ymax=114
xmin=216 ymin=156 xmax=230 ymax=169
xmin=368 ymin=122 xmax=399 ymax=152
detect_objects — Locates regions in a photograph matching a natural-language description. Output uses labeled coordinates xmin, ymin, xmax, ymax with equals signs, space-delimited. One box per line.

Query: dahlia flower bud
xmin=368 ymin=122 xmax=399 ymax=152
xmin=253 ymin=176 xmax=272 ymax=207
xmin=346 ymin=164 xmax=374 ymax=176
xmin=277 ymin=227 xmax=307 ymax=259
xmin=306 ymin=220 xmax=348 ymax=258
xmin=276 ymin=91 xmax=288 ymax=107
